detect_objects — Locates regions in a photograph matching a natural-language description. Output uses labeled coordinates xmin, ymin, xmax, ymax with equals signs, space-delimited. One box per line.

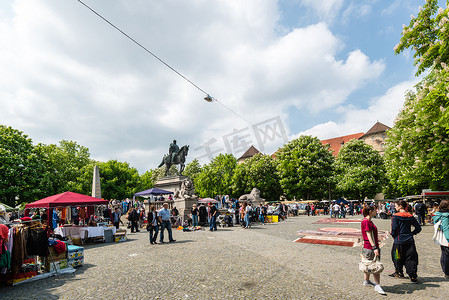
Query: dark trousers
xmin=417 ymin=213 xmax=425 ymax=225
xmin=131 ymin=220 xmax=139 ymax=232
xmin=441 ymin=246 xmax=449 ymax=276
xmin=113 ymin=221 xmax=119 ymax=229
xmin=149 ymin=225 xmax=159 ymax=243
xmin=160 ymin=220 xmax=174 ymax=242
xmin=209 ymin=216 xmax=217 ymax=231
xmin=391 ymin=243 xmax=419 ymax=277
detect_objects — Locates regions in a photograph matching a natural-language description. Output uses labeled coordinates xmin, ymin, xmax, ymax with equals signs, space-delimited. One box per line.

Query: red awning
xmin=421 ymin=191 xmax=449 ymax=198
xmin=25 ymin=191 xmax=109 ymax=208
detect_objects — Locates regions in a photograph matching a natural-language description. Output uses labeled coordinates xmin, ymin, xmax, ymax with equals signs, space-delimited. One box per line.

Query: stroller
xmin=218 ymin=212 xmax=233 ymax=227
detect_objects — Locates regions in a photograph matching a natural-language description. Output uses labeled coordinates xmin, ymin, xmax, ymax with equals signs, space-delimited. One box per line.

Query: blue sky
xmin=278 ymin=0 xmax=421 ymax=135
xmin=0 ymin=0 xmax=430 ymax=172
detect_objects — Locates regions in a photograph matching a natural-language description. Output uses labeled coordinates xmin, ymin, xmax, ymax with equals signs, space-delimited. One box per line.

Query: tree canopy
xmin=0 ymin=125 xmax=49 ymax=206
xmin=334 ymin=140 xmax=385 ymax=199
xmin=232 ymin=153 xmax=281 ymax=201
xmin=385 ymin=0 xmax=449 ymax=196
xmin=195 ymin=154 xmax=237 ymax=198
xmin=75 ymin=160 xmax=141 ymax=200
xmin=276 ymin=136 xmax=334 ymax=200
xmin=36 ymin=140 xmax=91 ymax=195
xmin=183 ymin=159 xmax=202 ymax=184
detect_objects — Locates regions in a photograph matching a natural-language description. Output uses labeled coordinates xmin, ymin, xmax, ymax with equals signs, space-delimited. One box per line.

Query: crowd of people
xmin=360 ymin=199 xmax=449 ymax=295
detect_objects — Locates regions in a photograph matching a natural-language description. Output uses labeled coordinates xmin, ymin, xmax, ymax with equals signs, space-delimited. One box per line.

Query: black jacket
xmin=390 ymin=212 xmax=421 ymax=244
xmin=129 ymin=210 xmax=139 ymax=222
xmin=147 ymin=211 xmax=159 ymax=226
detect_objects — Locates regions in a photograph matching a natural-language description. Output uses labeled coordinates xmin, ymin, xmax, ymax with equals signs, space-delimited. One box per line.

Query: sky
xmin=0 ymin=0 xmax=427 ymax=173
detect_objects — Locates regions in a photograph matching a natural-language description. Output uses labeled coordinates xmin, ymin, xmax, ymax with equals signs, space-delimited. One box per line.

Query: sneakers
xmin=374 ymin=284 xmax=386 ymax=295
xmin=363 ymin=280 xmax=375 ymax=286
xmin=388 ymin=272 xmax=405 ymax=278
xmin=410 ymin=276 xmax=418 ymax=283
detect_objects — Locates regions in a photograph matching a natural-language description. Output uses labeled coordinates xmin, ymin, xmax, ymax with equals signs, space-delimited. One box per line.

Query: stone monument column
xmin=92 ymin=165 xmax=102 ymax=199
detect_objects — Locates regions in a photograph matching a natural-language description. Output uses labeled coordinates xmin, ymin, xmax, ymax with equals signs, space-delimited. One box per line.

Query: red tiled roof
xmin=238 ymin=145 xmax=261 ymax=160
xmin=359 ymin=122 xmax=391 ymax=139
xmin=320 ymin=132 xmax=365 ymax=156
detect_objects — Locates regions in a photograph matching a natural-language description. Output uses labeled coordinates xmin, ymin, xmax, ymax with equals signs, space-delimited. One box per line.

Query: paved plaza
xmin=1 ymin=215 xmax=448 ymax=299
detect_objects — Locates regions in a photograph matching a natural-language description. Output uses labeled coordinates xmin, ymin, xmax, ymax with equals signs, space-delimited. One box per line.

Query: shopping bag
xmin=432 ymin=221 xmax=449 ymax=247
xmin=0 ymin=248 xmax=11 ymax=269
xmin=359 ymin=254 xmax=384 ymax=274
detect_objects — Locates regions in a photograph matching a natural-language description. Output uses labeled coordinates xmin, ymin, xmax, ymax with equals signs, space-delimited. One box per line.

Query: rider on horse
xmin=169 ymin=140 xmax=180 ymax=164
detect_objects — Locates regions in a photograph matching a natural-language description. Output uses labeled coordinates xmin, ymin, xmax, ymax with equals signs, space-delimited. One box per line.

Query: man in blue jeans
xmin=208 ymin=202 xmax=218 ymax=231
xmin=158 ymin=203 xmax=176 ymax=243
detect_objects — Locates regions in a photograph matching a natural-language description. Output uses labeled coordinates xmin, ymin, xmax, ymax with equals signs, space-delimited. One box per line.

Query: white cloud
xmin=0 ymin=0 xmax=389 ymax=172
xmin=300 ymin=0 xmax=344 ymax=23
xmin=342 ymin=3 xmax=372 ymax=23
xmin=294 ymin=79 xmax=419 ymax=140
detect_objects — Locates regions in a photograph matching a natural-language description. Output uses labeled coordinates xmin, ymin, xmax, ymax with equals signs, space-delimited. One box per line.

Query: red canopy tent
xmin=25 ymin=191 xmax=109 ymax=208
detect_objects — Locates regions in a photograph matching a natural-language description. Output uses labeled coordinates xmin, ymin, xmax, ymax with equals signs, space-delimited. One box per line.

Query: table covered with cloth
xmin=55 ymin=226 xmax=116 ymax=239
xmin=79 ymin=226 xmax=116 ymax=238
xmin=54 ymin=226 xmax=82 ymax=238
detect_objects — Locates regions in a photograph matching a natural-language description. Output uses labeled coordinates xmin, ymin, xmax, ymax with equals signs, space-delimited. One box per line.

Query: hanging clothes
xmin=1 ymin=227 xmax=13 ymax=274
xmin=66 ymin=207 xmax=71 ymax=223
xmin=27 ymin=227 xmax=49 ymax=257
xmin=87 ymin=206 xmax=94 ymax=219
xmin=61 ymin=207 xmax=67 ymax=222
xmin=0 ymin=224 xmax=8 ymax=250
xmin=11 ymin=227 xmax=27 ymax=272
xmin=79 ymin=207 xmax=86 ymax=220
xmin=52 ymin=210 xmax=58 ymax=229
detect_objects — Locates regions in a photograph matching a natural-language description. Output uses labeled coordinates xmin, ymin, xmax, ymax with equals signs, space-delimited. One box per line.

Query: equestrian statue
xmin=158 ymin=140 xmax=189 ymax=176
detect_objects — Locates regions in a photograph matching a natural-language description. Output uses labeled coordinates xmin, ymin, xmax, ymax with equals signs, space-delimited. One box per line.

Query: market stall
xmin=0 ymin=219 xmax=79 ymax=285
xmin=25 ymin=192 xmax=123 ymax=244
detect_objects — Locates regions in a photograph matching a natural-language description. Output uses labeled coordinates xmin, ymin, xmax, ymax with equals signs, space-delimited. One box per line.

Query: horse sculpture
xmin=158 ymin=145 xmax=189 ymax=176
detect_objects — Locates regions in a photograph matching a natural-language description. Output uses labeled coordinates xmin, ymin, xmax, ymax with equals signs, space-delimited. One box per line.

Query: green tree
xmin=395 ymin=0 xmax=449 ymax=76
xmin=183 ymin=159 xmax=202 ymax=184
xmin=384 ymin=79 xmax=449 ymax=196
xmin=139 ymin=170 xmax=154 ymax=191
xmin=75 ymin=160 xmax=141 ymax=199
xmin=232 ymin=154 xmax=281 ymax=201
xmin=276 ymin=136 xmax=334 ymax=200
xmin=0 ymin=125 xmax=49 ymax=206
xmin=195 ymin=154 xmax=237 ymax=197
xmin=384 ymin=0 xmax=449 ymax=196
xmin=36 ymin=140 xmax=91 ymax=194
xmin=333 ymin=140 xmax=385 ymax=199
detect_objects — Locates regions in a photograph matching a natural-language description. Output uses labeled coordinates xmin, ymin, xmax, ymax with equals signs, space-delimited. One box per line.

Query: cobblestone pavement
xmin=1 ymin=215 xmax=448 ymax=299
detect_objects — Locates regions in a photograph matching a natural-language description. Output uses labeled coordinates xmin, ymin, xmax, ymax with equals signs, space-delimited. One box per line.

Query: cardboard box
xmin=46 ymin=259 xmax=68 ymax=272
xmin=67 ymin=245 xmax=84 ymax=259
xmin=114 ymin=236 xmax=127 ymax=242
xmin=68 ymin=257 xmax=83 ymax=268
xmin=48 ymin=251 xmax=67 ymax=261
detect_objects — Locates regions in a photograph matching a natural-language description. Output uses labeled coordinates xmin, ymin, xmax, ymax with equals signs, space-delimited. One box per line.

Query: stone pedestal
xmin=154 ymin=175 xmax=188 ymax=193
xmin=174 ymin=197 xmax=198 ymax=222
xmin=154 ymin=175 xmax=198 ymax=222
